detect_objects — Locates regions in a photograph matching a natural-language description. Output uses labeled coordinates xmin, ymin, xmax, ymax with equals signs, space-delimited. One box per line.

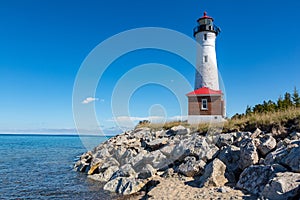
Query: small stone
xmin=217 ymin=187 xmax=228 ymax=193
xmin=251 ymin=128 xmax=262 ymax=139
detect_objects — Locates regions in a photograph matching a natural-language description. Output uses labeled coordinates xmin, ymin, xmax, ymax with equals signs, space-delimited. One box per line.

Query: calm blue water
xmin=0 ymin=134 xmax=118 ymax=200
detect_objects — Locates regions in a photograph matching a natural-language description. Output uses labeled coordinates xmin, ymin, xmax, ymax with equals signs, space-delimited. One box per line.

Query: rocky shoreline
xmin=74 ymin=125 xmax=300 ymax=199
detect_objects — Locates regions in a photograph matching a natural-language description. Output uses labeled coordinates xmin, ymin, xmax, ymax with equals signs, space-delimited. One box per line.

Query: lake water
xmin=0 ymin=134 xmax=119 ymax=199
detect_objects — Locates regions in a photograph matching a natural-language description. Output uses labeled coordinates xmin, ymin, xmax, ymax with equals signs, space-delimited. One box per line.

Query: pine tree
xmin=292 ymin=87 xmax=300 ymax=107
xmin=245 ymin=105 xmax=252 ymax=115
xmin=277 ymin=96 xmax=284 ymax=111
xmin=283 ymin=92 xmax=293 ymax=108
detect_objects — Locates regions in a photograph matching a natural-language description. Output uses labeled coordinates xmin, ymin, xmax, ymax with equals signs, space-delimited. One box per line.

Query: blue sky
xmin=0 ymin=0 xmax=299 ymax=133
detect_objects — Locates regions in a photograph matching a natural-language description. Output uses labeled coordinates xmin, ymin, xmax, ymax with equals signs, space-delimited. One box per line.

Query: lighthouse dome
xmin=194 ymin=12 xmax=220 ymax=37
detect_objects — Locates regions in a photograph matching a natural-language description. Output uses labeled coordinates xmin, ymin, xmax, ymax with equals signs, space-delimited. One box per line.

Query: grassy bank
xmin=136 ymin=107 xmax=300 ymax=134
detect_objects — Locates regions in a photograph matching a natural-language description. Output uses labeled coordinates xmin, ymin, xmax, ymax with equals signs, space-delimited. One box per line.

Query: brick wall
xmin=188 ymin=95 xmax=224 ymax=116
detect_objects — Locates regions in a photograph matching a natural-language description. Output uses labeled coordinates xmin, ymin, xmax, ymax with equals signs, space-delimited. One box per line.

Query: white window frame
xmin=201 ymin=99 xmax=208 ymax=110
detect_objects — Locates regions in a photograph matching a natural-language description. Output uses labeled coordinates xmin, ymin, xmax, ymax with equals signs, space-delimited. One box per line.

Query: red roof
xmin=198 ymin=11 xmax=214 ymax=21
xmin=186 ymin=87 xmax=222 ymax=96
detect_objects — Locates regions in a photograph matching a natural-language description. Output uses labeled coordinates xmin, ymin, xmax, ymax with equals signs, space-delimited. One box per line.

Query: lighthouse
xmin=187 ymin=12 xmax=225 ymax=124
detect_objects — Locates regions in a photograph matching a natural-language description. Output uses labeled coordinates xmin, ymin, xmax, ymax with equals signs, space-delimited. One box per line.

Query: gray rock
xmin=76 ymin=163 xmax=90 ymax=173
xmin=217 ymin=187 xmax=228 ymax=193
xmin=110 ymin=164 xmax=136 ymax=180
xmin=98 ymin=157 xmax=119 ymax=172
xmin=160 ymin=143 xmax=177 ymax=157
xmin=199 ymin=158 xmax=228 ymax=187
xmin=157 ymin=139 xmax=190 ymax=163
xmin=271 ymin=126 xmax=288 ymax=138
xmin=145 ymin=138 xmax=168 ymax=151
xmin=264 ymin=141 xmax=300 ymax=172
xmin=216 ymin=133 xmax=234 ymax=148
xmin=88 ymin=166 xmax=119 ymax=182
xmin=256 ymin=135 xmax=277 ymax=156
xmin=103 ymin=177 xmax=146 ymax=195
xmin=137 ymin=164 xmax=156 ymax=179
xmin=290 ymin=131 xmax=300 ymax=140
xmin=114 ymin=146 xmax=127 ymax=163
xmin=251 ymin=128 xmax=262 ymax=139
xmin=218 ymin=145 xmax=241 ymax=184
xmin=239 ymin=138 xmax=259 ymax=170
xmin=282 ymin=146 xmax=300 ymax=172
xmin=155 ymin=130 xmax=167 ymax=138
xmin=261 ymin=172 xmax=300 ymax=200
xmin=264 ymin=146 xmax=290 ymax=166
xmin=170 ymin=125 xmax=190 ymax=135
xmin=123 ymin=149 xmax=139 ymax=165
xmin=178 ymin=156 xmax=206 ymax=177
xmin=131 ymin=150 xmax=169 ymax=171
xmin=236 ymin=165 xmax=276 ymax=195
xmin=188 ymin=137 xmax=219 ymax=162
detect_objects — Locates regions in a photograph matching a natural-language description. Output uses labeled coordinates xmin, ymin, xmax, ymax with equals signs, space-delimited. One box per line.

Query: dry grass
xmin=222 ymin=107 xmax=300 ymax=132
xmin=135 ymin=107 xmax=300 ymax=133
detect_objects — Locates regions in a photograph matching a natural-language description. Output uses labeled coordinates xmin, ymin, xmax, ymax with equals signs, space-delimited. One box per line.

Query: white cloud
xmin=81 ymin=97 xmax=100 ymax=104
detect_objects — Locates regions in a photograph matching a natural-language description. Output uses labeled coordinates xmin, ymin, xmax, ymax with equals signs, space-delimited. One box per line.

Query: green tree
xmin=292 ymin=87 xmax=300 ymax=107
xmin=283 ymin=92 xmax=293 ymax=108
xmin=277 ymin=96 xmax=284 ymax=110
xmin=245 ymin=105 xmax=252 ymax=115
xmin=266 ymin=100 xmax=277 ymax=112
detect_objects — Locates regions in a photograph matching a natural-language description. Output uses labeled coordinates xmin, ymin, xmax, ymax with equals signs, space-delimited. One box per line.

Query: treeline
xmin=232 ymin=87 xmax=300 ymax=119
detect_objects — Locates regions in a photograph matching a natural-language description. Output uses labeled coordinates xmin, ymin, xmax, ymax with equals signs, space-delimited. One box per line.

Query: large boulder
xmin=218 ymin=145 xmax=241 ymax=184
xmin=185 ymin=137 xmax=219 ymax=162
xmin=130 ymin=150 xmax=169 ymax=171
xmin=239 ymin=138 xmax=259 ymax=170
xmin=178 ymin=156 xmax=206 ymax=177
xmin=199 ymin=158 xmax=228 ymax=187
xmin=110 ymin=164 xmax=136 ymax=180
xmin=261 ymin=172 xmax=300 ymax=200
xmin=103 ymin=177 xmax=147 ymax=195
xmin=264 ymin=140 xmax=300 ymax=172
xmin=236 ymin=165 xmax=276 ymax=195
xmin=282 ymin=146 xmax=300 ymax=172
xmin=88 ymin=166 xmax=119 ymax=182
xmin=118 ymin=149 xmax=138 ymax=166
xmin=137 ymin=164 xmax=156 ymax=179
xmin=145 ymin=138 xmax=168 ymax=151
xmin=255 ymin=134 xmax=276 ymax=156
xmin=170 ymin=125 xmax=190 ymax=135
xmin=74 ymin=151 xmax=93 ymax=173
xmin=216 ymin=133 xmax=234 ymax=148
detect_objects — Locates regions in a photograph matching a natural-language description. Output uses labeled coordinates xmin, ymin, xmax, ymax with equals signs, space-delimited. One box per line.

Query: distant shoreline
xmin=0 ymin=133 xmax=114 ymax=137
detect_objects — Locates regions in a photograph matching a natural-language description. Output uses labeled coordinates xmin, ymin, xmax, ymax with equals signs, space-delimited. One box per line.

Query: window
xmin=204 ymin=33 xmax=207 ymax=40
xmin=204 ymin=55 xmax=208 ymax=63
xmin=201 ymin=99 xmax=208 ymax=110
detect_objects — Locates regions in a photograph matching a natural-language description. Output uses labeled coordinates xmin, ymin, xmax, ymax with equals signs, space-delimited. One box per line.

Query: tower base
xmin=188 ymin=115 xmax=225 ymax=124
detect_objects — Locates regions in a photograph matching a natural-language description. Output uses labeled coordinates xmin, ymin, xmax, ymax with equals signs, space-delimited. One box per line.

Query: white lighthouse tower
xmin=194 ymin=12 xmax=220 ymax=90
xmin=187 ymin=12 xmax=225 ymax=124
